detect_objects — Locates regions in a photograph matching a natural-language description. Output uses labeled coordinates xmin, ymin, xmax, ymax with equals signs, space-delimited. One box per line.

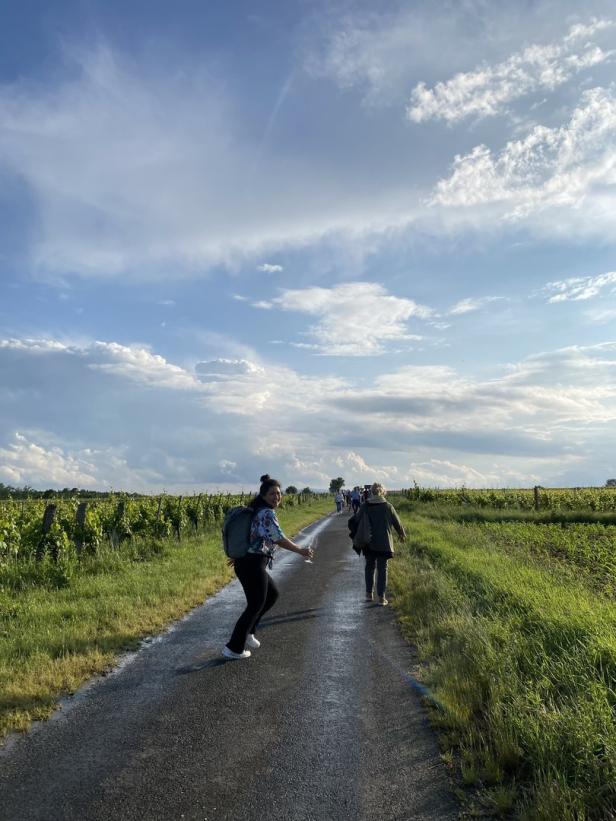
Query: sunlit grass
xmin=389 ymin=503 xmax=616 ymax=819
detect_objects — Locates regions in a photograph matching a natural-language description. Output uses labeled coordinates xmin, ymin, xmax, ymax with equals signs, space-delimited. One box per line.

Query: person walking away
xmin=335 ymin=489 xmax=345 ymax=513
xmin=351 ymin=486 xmax=361 ymax=514
xmin=358 ymin=483 xmax=405 ymax=606
xmin=223 ymin=475 xmax=314 ymax=659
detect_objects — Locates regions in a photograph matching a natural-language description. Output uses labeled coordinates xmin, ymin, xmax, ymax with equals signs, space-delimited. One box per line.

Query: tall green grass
xmin=0 ymin=498 xmax=332 ymax=739
xmin=389 ymin=504 xmax=616 ymax=819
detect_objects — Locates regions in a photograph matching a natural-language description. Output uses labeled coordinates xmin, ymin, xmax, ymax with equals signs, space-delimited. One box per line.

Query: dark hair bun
xmin=260 ymin=474 xmax=271 ymax=483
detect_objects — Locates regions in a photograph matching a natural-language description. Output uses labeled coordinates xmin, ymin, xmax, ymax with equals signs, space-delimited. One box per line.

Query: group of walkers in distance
xmin=223 ymin=475 xmax=405 ymax=660
xmin=335 ymin=486 xmax=371 ymax=513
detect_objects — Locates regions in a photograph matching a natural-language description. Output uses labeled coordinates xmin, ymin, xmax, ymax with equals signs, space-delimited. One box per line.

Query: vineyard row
xmin=402 ymin=485 xmax=616 ymax=511
xmin=0 ymin=492 xmax=324 ymax=563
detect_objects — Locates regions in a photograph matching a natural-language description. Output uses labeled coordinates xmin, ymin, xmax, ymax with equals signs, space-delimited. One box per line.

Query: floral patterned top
xmin=248 ymin=507 xmax=285 ymax=559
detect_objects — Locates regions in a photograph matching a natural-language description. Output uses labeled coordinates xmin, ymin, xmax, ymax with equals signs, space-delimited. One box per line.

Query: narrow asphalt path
xmin=0 ymin=513 xmax=457 ymax=821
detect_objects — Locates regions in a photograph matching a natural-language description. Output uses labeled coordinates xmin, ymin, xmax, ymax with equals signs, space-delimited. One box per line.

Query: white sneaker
xmin=245 ymin=634 xmax=261 ymax=649
xmin=222 ymin=646 xmax=251 ymax=660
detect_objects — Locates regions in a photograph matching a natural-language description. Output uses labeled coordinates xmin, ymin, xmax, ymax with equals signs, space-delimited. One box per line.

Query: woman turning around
xmin=223 ymin=475 xmax=314 ymax=659
xmin=357 ymin=482 xmax=406 ymax=606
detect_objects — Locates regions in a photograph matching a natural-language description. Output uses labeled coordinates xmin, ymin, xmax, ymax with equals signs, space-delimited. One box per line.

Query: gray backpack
xmin=222 ymin=506 xmax=255 ymax=558
xmin=353 ymin=505 xmax=372 ymax=551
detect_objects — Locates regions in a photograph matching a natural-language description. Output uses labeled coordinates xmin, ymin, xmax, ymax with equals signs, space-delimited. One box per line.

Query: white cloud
xmin=89 ymin=342 xmax=198 ymax=390
xmin=431 ymin=86 xmax=616 ymax=232
xmin=258 ymin=263 xmax=283 ymax=273
xmin=270 ymin=282 xmax=434 ymax=356
xmin=0 ymin=44 xmax=423 ymax=279
xmin=1 ymin=336 xmax=615 ymax=490
xmin=407 ymin=18 xmax=614 ymax=123
xmin=539 ymin=270 xmax=616 ymax=302
xmin=406 ymin=458 xmax=537 ymax=489
xmin=218 ymin=459 xmax=237 ymax=475
xmin=195 ymin=358 xmax=265 ymax=381
xmin=0 ymin=432 xmax=99 ymax=487
xmin=449 ymin=296 xmax=504 ymax=315
xmin=585 ymin=307 xmax=616 ymax=323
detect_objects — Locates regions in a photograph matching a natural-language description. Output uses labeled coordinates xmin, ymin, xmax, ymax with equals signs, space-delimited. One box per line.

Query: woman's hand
xmin=298 ymin=545 xmax=314 ymax=560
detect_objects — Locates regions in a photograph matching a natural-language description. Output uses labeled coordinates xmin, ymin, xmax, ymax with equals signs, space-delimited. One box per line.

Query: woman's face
xmin=263 ymin=485 xmax=282 ymax=508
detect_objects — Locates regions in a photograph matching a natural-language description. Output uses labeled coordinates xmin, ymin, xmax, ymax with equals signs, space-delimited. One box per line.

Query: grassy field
xmin=388 ymin=496 xmax=616 ymax=820
xmin=0 ymin=497 xmax=333 ymax=740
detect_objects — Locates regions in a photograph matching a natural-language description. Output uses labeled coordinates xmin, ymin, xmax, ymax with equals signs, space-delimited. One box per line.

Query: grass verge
xmin=0 ymin=498 xmax=332 ymax=740
xmin=388 ymin=503 xmax=616 ymax=820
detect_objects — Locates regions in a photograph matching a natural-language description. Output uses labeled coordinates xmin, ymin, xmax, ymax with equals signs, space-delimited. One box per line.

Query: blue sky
xmin=1 ymin=0 xmax=616 ymax=491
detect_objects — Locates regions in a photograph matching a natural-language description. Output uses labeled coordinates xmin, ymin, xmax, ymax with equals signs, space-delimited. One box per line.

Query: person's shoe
xmin=245 ymin=634 xmax=261 ymax=649
xmin=378 ymin=596 xmax=389 ymax=606
xmin=222 ymin=646 xmax=251 ymax=659
xmin=365 ymin=592 xmax=374 ymax=601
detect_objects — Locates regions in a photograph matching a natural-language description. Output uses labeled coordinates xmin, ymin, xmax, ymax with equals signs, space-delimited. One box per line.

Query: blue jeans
xmin=365 ymin=553 xmax=389 ymax=597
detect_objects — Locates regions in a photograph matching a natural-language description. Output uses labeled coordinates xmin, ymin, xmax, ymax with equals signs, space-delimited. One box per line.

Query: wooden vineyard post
xmin=111 ymin=501 xmax=125 ymax=548
xmin=156 ymin=496 xmax=162 ymax=522
xmin=175 ymin=496 xmax=182 ymax=540
xmin=36 ymin=503 xmax=57 ymax=561
xmin=75 ymin=502 xmax=88 ymax=557
xmin=534 ymin=486 xmax=540 ymax=511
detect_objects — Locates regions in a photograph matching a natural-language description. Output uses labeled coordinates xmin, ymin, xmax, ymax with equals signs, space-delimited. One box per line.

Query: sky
xmin=1 ymin=0 xmax=616 ymax=492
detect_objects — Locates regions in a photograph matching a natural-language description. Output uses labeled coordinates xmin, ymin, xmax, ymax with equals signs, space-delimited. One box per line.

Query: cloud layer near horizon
xmin=1 ymin=336 xmax=614 ymax=491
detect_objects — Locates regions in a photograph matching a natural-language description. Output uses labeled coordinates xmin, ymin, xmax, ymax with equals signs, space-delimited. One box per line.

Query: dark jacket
xmin=348 ymin=496 xmax=405 ymax=555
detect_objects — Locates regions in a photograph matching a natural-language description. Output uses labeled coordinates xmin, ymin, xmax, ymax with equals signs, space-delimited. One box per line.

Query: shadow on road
xmin=259 ymin=607 xmax=325 ymax=628
xmin=175 ymin=658 xmax=228 ymax=675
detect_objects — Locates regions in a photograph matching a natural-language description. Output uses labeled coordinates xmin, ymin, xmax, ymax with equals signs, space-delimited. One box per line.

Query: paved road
xmin=0 ymin=513 xmax=457 ymax=821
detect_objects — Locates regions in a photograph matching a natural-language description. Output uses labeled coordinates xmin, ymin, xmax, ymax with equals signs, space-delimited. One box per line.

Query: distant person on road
xmin=335 ymin=490 xmax=345 ymax=513
xmin=223 ymin=475 xmax=314 ymax=660
xmin=351 ymin=487 xmax=361 ymax=514
xmin=349 ymin=483 xmax=405 ymax=606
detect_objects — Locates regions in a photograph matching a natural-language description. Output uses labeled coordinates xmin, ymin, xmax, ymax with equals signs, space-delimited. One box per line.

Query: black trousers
xmin=365 ymin=552 xmax=389 ymax=597
xmin=227 ymin=554 xmax=279 ymax=653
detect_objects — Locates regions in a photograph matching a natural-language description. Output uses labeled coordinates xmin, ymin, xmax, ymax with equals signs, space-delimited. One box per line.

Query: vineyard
xmin=0 ymin=491 xmax=317 ymax=568
xmin=401 ymin=484 xmax=616 ymax=511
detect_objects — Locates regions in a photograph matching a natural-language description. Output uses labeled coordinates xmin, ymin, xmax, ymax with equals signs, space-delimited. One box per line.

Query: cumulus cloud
xmin=0 ymin=432 xmax=99 ymax=487
xmin=195 ymin=358 xmax=265 ymax=381
xmin=407 ymin=18 xmax=614 ymax=123
xmin=431 ymin=86 xmax=616 ymax=232
xmin=539 ymin=270 xmax=616 ymax=302
xmin=89 ymin=342 xmax=198 ymax=389
xmin=269 ymin=282 xmax=434 ymax=356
